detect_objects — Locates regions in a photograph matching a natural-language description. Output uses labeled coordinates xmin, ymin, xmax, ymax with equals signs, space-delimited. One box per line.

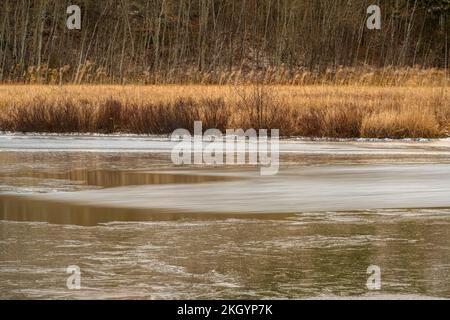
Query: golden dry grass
xmin=0 ymin=84 xmax=449 ymax=138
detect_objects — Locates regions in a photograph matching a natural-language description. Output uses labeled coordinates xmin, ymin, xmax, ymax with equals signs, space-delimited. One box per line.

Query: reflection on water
xmin=0 ymin=152 xmax=236 ymax=192
xmin=0 ymin=195 xmax=290 ymax=226
xmin=1 ymin=210 xmax=450 ymax=299
xmin=0 ymin=169 xmax=235 ymax=188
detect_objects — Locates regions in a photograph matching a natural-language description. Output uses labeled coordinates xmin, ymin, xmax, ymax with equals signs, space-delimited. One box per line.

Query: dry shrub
xmin=430 ymin=94 xmax=450 ymax=136
xmin=200 ymin=98 xmax=230 ymax=131
xmin=290 ymin=107 xmax=325 ymax=137
xmin=3 ymin=99 xmax=85 ymax=133
xmin=0 ymin=97 xmax=231 ymax=135
xmin=97 ymin=98 xmax=230 ymax=134
xmin=96 ymin=99 xmax=122 ymax=133
xmin=0 ymin=84 xmax=448 ymax=138
xmin=320 ymin=104 xmax=364 ymax=138
xmin=229 ymin=85 xmax=290 ymax=134
xmin=361 ymin=108 xmax=442 ymax=138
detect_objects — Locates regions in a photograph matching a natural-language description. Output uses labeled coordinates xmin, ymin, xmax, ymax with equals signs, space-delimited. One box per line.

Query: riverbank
xmin=0 ymin=85 xmax=449 ymax=138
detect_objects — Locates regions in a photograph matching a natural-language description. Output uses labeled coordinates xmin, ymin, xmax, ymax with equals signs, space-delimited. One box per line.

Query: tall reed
xmin=0 ymin=85 xmax=448 ymax=138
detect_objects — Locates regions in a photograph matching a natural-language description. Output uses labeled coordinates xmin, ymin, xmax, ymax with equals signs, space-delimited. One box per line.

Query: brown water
xmin=2 ymin=210 xmax=450 ymax=299
xmin=1 ymin=138 xmax=450 ymax=299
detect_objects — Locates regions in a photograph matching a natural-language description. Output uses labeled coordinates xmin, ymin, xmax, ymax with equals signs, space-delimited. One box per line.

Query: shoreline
xmin=1 ymin=131 xmax=449 ymax=141
xmin=1 ymin=133 xmax=450 ymax=155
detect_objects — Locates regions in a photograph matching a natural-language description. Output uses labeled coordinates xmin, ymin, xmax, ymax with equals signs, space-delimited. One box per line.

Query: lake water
xmin=1 ymin=135 xmax=450 ymax=299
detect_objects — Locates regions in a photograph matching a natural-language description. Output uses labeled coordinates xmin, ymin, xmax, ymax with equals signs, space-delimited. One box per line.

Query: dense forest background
xmin=0 ymin=0 xmax=449 ymax=84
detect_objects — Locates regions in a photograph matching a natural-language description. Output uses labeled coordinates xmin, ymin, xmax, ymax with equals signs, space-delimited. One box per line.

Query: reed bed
xmin=0 ymin=84 xmax=448 ymax=138
xmin=10 ymin=65 xmax=449 ymax=87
